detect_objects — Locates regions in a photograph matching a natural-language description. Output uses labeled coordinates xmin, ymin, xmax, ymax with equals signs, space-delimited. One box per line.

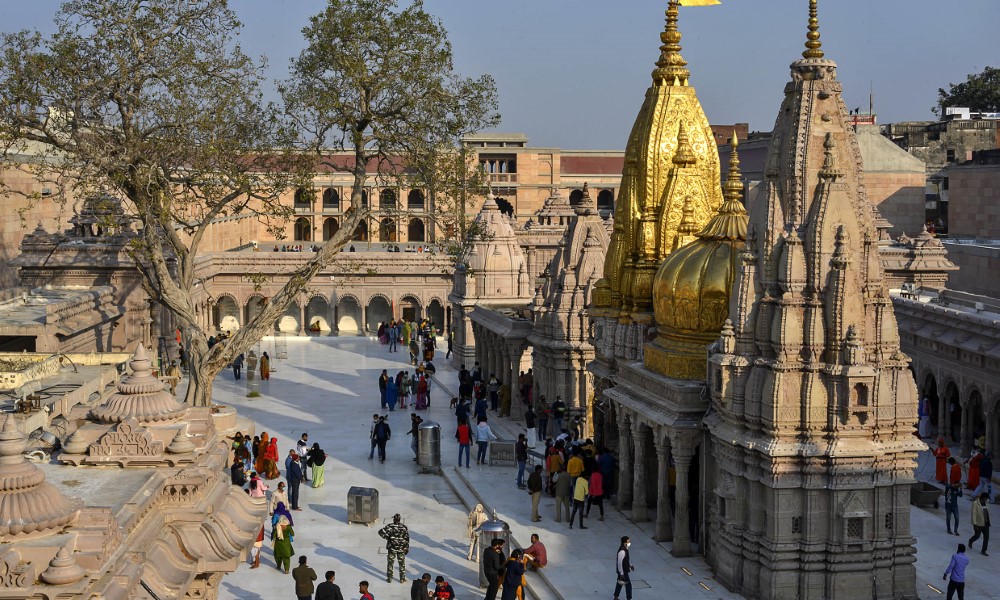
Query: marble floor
xmin=210 ymin=336 xmax=998 ymax=599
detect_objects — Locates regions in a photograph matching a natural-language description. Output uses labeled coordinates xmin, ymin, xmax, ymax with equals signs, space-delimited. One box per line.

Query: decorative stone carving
xmin=91 ymin=344 xmax=186 ymax=424
xmin=0 ymin=414 xmax=81 ymax=538
xmin=90 ymin=419 xmax=164 ymax=459
xmin=166 ymin=424 xmax=196 ymax=454
xmin=40 ymin=542 xmax=86 ymax=585
xmin=0 ymin=549 xmax=34 ymax=588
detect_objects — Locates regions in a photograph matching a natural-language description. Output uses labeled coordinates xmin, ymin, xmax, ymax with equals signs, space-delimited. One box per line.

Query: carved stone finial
xmin=0 ymin=415 xmax=80 ymax=537
xmin=40 ymin=541 xmax=86 ymax=585
xmin=91 ymin=343 xmax=187 ymax=424
xmin=167 ymin=424 xmax=196 ymax=455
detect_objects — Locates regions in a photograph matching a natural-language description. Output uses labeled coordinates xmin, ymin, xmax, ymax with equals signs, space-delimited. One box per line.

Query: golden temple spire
xmin=654 ymin=1 xmax=688 ymax=86
xmin=723 ymin=133 xmax=744 ymax=202
xmin=803 ymin=0 xmax=824 ymax=59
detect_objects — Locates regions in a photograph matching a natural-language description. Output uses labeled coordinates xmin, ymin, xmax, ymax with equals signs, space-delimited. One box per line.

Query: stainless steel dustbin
xmin=347 ymin=486 xmax=379 ymax=526
xmin=475 ymin=512 xmax=511 ymax=588
xmin=417 ymin=420 xmax=441 ymax=473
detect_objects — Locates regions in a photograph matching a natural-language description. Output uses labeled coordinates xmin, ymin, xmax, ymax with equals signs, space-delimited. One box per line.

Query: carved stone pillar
xmin=961 ymin=404 xmax=972 ymax=458
xmin=299 ymin=302 xmax=307 ymax=336
xmin=616 ymin=412 xmax=633 ymax=508
xmin=632 ymin=422 xmax=650 ymax=522
xmin=938 ymin=391 xmax=947 ymax=444
xmin=360 ymin=304 xmax=367 ymax=333
xmin=670 ymin=432 xmax=697 ymax=557
xmin=654 ymin=433 xmax=673 ymax=541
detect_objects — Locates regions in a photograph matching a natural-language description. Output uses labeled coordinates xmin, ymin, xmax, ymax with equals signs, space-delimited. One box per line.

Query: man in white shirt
xmin=296 ymin=433 xmax=310 ymax=482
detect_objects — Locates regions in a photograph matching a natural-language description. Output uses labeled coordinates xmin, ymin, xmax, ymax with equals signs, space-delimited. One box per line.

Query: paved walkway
xmin=210 ymin=336 xmax=1000 ymax=599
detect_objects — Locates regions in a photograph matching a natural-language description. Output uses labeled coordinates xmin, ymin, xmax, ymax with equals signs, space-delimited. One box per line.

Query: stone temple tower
xmin=705 ymin=2 xmax=922 ymax=598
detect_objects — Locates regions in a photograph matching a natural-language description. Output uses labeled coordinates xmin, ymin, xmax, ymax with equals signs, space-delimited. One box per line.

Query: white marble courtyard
xmin=209 ymin=336 xmax=998 ymax=599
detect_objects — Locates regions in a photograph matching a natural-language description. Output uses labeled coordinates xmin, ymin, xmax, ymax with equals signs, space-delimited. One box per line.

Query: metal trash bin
xmin=347 ymin=486 xmax=379 ymax=526
xmin=417 ymin=420 xmax=441 ymax=473
xmin=475 ymin=512 xmax=511 ymax=588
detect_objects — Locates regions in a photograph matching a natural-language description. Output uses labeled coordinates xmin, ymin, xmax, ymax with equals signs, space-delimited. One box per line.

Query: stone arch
xmin=966 ymin=387 xmax=986 ymax=453
xmin=322 ymin=188 xmax=340 ymax=210
xmin=366 ymin=295 xmax=392 ymax=332
xmin=943 ymin=379 xmax=962 ymax=443
xmin=427 ymin=298 xmax=445 ymax=331
xmin=380 ymin=188 xmax=397 ymax=210
xmin=353 ymin=219 xmax=369 ymax=241
xmin=306 ymin=295 xmax=331 ymax=333
xmin=569 ymin=189 xmax=584 ymax=205
xmin=407 ymin=189 xmax=425 ymax=210
xmin=244 ymin=295 xmax=266 ymax=327
xmin=276 ymin=300 xmax=301 ymax=333
xmin=597 ymin=189 xmax=615 ymax=212
xmin=379 ymin=217 xmax=396 ymax=242
xmin=294 ymin=217 xmax=312 ymax=242
xmin=322 ymin=217 xmax=340 ymax=241
xmin=399 ymin=295 xmax=422 ymax=322
xmin=336 ymin=294 xmax=362 ymax=333
xmin=293 ymin=187 xmax=312 ymax=209
xmin=407 ymin=218 xmax=425 ymax=242
xmin=214 ymin=294 xmax=241 ymax=334
xmin=922 ymin=370 xmax=940 ymax=438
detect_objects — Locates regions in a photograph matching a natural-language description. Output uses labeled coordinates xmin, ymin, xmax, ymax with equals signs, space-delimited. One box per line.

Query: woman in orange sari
xmin=255 ymin=432 xmax=270 ymax=473
xmin=933 ymin=437 xmax=950 ymax=483
xmin=262 ymin=437 xmax=280 ymax=479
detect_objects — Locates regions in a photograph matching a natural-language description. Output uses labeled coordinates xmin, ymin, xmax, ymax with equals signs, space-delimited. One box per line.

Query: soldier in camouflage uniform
xmin=377 ymin=513 xmax=410 ymax=583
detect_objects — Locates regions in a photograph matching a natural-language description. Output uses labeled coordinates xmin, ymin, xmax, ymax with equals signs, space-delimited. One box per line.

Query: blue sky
xmin=2 ymin=0 xmax=996 ymax=149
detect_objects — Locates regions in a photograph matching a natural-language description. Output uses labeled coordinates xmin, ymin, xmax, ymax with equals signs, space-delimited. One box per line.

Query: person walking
xmin=475 ymin=418 xmax=498 ymax=465
xmin=466 ymin=503 xmax=489 ymax=561
xmin=482 ymin=539 xmax=507 ymax=600
xmin=943 ymin=544 xmax=970 ymax=600
xmin=292 ymin=555 xmax=317 ymax=600
xmin=374 ymin=416 xmax=392 ymax=463
xmin=378 ymin=513 xmax=410 ymax=584
xmin=379 ymin=370 xmax=389 ymax=409
xmin=935 ymin=438 xmax=952 ymax=484
xmin=552 ymin=396 xmax=567 ymax=436
xmin=268 ymin=481 xmax=288 ymax=517
xmin=528 ymin=465 xmax=543 ymax=522
xmin=271 ymin=514 xmax=294 ymax=573
xmin=456 ymin=418 xmax=472 ymax=468
xmin=410 ymin=573 xmax=431 ymax=600
xmin=554 ymin=467 xmax=571 ymax=523
xmin=946 ymin=479 xmax=962 ymax=535
xmin=248 ymin=524 xmax=264 ymax=569
xmin=232 ymin=352 xmax=244 ymax=380
xmin=297 ymin=433 xmax=310 ymax=482
xmin=358 ymin=581 xmax=374 ymax=600
xmin=487 ymin=374 xmax=500 ymax=411
xmin=286 ymin=453 xmax=303 ymax=511
xmin=315 ymin=570 xmax=344 ymax=600
xmin=500 ymin=549 xmax=525 ymax=600
xmin=515 ymin=434 xmax=528 ymax=489
xmin=408 ymin=414 xmax=422 ymax=461
xmin=569 ymin=473 xmax=589 ymax=529
xmin=974 ymin=450 xmax=993 ymax=501
xmin=586 ymin=468 xmax=605 ymax=521
xmin=613 ymin=536 xmax=634 ymax=600
xmin=432 ymin=575 xmax=456 ymax=599
xmin=969 ymin=492 xmax=991 ymax=555
xmin=368 ymin=414 xmax=380 ymax=460
xmin=536 ymin=395 xmax=549 ymax=440
xmin=309 ymin=443 xmax=327 ymax=488
xmin=525 ymin=405 xmax=538 ymax=449
xmin=260 ymin=351 xmax=270 ymax=380
xmin=166 ymin=360 xmax=181 ymax=395
xmin=387 ymin=375 xmax=398 ymax=412
xmin=389 ymin=320 xmax=399 ymax=352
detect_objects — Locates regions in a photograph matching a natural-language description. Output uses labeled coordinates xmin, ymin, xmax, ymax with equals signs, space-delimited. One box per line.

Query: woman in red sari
xmin=255 ymin=432 xmax=270 ymax=474
xmin=966 ymin=447 xmax=983 ymax=490
xmin=262 ymin=437 xmax=280 ymax=480
xmin=933 ymin=437 xmax=950 ymax=483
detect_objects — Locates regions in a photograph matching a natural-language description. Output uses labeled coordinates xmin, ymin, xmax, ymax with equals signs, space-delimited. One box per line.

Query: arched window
xmin=379 ymin=217 xmax=396 ymax=242
xmin=353 ymin=220 xmax=369 ymax=241
xmin=323 ymin=217 xmax=340 ymax=241
xmin=408 ymin=189 xmax=425 ymax=210
xmin=294 ymin=188 xmax=312 ymax=210
xmin=294 ymin=217 xmax=312 ymax=241
xmin=569 ymin=189 xmax=584 ymax=206
xmin=598 ymin=189 xmax=615 ymax=212
xmin=323 ymin=188 xmax=340 ymax=210
xmin=408 ymin=218 xmax=425 ymax=242
xmin=380 ymin=189 xmax=397 ymax=210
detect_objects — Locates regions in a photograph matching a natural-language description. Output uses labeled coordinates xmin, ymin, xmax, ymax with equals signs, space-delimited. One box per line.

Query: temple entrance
xmin=400 ymin=296 xmax=421 ymax=323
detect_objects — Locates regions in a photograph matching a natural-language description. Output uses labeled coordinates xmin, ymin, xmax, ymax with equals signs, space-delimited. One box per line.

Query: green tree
xmin=0 ymin=0 xmax=367 ymax=406
xmin=280 ymin=0 xmax=500 ymax=253
xmin=935 ymin=66 xmax=1000 ymax=116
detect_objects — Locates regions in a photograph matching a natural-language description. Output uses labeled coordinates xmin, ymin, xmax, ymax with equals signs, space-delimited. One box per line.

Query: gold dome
xmin=645 ymin=135 xmax=748 ymax=380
